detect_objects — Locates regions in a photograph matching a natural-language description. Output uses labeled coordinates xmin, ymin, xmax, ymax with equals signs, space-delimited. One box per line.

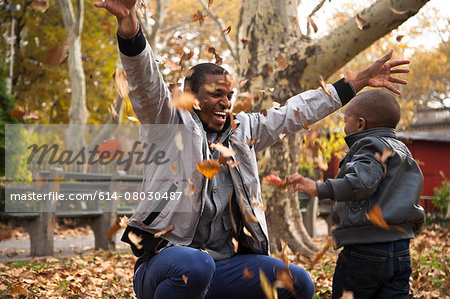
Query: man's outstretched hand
xmin=349 ymin=49 xmax=410 ymax=94
xmin=288 ymin=174 xmax=318 ymax=197
xmin=94 ymin=0 xmax=138 ymax=37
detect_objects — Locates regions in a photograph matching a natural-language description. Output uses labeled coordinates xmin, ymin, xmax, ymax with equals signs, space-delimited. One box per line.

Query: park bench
xmin=299 ymin=192 xmax=332 ymax=237
xmin=1 ymin=168 xmax=142 ymax=256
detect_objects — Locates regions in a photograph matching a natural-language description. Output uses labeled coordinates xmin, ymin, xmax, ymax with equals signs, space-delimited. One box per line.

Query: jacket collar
xmin=344 ymin=127 xmax=397 ymax=148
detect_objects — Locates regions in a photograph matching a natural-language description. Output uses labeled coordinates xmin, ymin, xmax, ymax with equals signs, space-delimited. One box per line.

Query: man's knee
xmin=290 ymin=265 xmax=315 ymax=299
xmin=183 ymin=250 xmax=216 ymax=291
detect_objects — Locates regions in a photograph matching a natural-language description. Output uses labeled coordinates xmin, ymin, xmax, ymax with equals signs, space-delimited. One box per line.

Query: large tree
xmin=238 ymin=0 xmax=430 ymax=255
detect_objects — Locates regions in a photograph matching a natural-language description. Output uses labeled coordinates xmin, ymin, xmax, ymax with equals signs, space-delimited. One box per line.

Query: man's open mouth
xmin=213 ymin=111 xmax=227 ymax=119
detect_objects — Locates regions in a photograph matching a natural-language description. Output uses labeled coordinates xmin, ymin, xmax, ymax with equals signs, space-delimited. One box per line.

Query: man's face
xmin=194 ymin=74 xmax=234 ymax=132
xmin=344 ymin=101 xmax=362 ymax=135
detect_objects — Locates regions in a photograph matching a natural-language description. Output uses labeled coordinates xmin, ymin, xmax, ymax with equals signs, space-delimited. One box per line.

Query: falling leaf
xmin=210 ymin=142 xmax=236 ymax=157
xmin=276 ymin=268 xmax=295 ymax=296
xmin=182 ymin=68 xmax=195 ymax=78
xmin=45 ymin=43 xmax=68 ymax=66
xmin=228 ymin=190 xmax=238 ymax=233
xmin=127 ymin=116 xmax=139 ymax=122
xmin=222 ymin=26 xmax=231 ymax=35
xmin=340 ymin=291 xmax=355 ymax=299
xmin=229 ymin=111 xmax=237 ymax=132
xmin=154 ymin=225 xmax=176 ymax=238
xmin=319 ymin=76 xmax=332 ymax=98
xmin=259 ymin=269 xmax=278 ymax=299
xmin=105 ymin=216 xmax=129 ymax=240
xmin=192 ymin=11 xmax=206 ymax=25
xmin=307 ymin=17 xmax=318 ymax=33
xmin=272 ymin=101 xmax=281 ymax=109
xmin=247 ymin=138 xmax=260 ymax=147
xmin=274 ymin=53 xmax=288 ymax=72
xmin=100 ymin=20 xmax=112 ymax=35
xmin=355 ymin=14 xmax=366 ymax=30
xmin=258 ymin=148 xmax=271 ymax=172
xmin=10 ymin=107 xmax=27 ymax=119
xmin=252 ymin=198 xmax=267 ymax=212
xmin=260 ymin=109 xmax=268 ymax=117
xmin=278 ymin=133 xmax=286 ymax=140
xmin=128 ymin=231 xmax=143 ymax=249
xmin=310 ymin=237 xmax=333 ymax=267
xmin=366 ymin=204 xmax=390 ymax=230
xmin=174 ymin=131 xmax=184 ymax=151
xmin=207 ymin=47 xmax=223 ymax=65
xmin=233 ymin=92 xmax=254 ymax=114
xmin=171 ymin=91 xmax=200 ymax=112
xmin=266 ymin=66 xmax=274 ymax=73
xmin=232 ymin=237 xmax=239 ymax=253
xmin=184 ymin=179 xmax=195 ymax=196
xmin=182 ymin=274 xmax=188 ymax=284
xmin=0 ymin=229 xmax=12 ymax=242
xmin=113 ymin=68 xmax=130 ymax=99
xmin=303 ymin=118 xmax=310 ymax=130
xmin=179 ymin=51 xmax=194 ymax=67
xmin=389 ymin=6 xmax=409 ymax=14
xmin=375 ymin=148 xmax=394 ymax=163
xmin=396 ymin=35 xmax=404 ymax=42
xmin=243 ymin=267 xmax=254 ymax=279
xmin=31 ymin=0 xmax=49 ymax=12
xmin=170 ymin=163 xmax=179 ymax=174
xmin=197 ymin=159 xmax=221 ymax=179
xmin=263 ymin=174 xmax=283 ymax=187
xmin=162 ymin=57 xmax=181 ymax=70
xmin=225 ymin=160 xmax=240 ymax=168
xmin=241 ymin=39 xmax=249 ymax=45
xmin=241 ymin=195 xmax=259 ymax=223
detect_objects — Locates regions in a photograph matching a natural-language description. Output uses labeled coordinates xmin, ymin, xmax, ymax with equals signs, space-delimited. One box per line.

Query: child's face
xmin=344 ymin=101 xmax=362 ymax=135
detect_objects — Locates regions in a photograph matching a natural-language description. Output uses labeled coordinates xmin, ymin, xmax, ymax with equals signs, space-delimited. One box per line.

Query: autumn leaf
xmin=100 ymin=20 xmax=112 ymax=35
xmin=31 ymin=0 xmax=49 ymax=12
xmin=113 ymin=68 xmax=130 ymax=99
xmin=355 ymin=14 xmax=367 ymax=30
xmin=259 ymin=269 xmax=278 ymax=299
xmin=170 ymin=163 xmax=179 ymax=175
xmin=276 ymin=268 xmax=295 ymax=296
xmin=303 ymin=118 xmax=310 ymax=130
xmin=171 ymin=91 xmax=200 ymax=112
xmin=45 ymin=43 xmax=68 ymax=66
xmin=222 ymin=26 xmax=232 ymax=35
xmin=307 ymin=17 xmax=318 ymax=33
xmin=128 ymin=231 xmax=143 ymax=249
xmin=184 ymin=179 xmax=195 ymax=196
xmin=396 ymin=35 xmax=405 ymax=42
xmin=240 ymin=195 xmax=259 ymax=224
xmin=154 ymin=225 xmax=176 ymax=238
xmin=192 ymin=11 xmax=206 ymax=25
xmin=243 ymin=266 xmax=254 ymax=279
xmin=226 ymin=160 xmax=240 ymax=168
xmin=197 ymin=159 xmax=221 ymax=179
xmin=274 ymin=53 xmax=288 ymax=72
xmin=375 ymin=148 xmax=394 ymax=163
xmin=319 ymin=76 xmax=332 ymax=98
xmin=174 ymin=131 xmax=184 ymax=151
xmin=105 ymin=216 xmax=129 ymax=240
xmin=262 ymin=174 xmax=283 ymax=187
xmin=366 ymin=204 xmax=390 ymax=230
xmin=162 ymin=57 xmax=181 ymax=71
xmin=247 ymin=138 xmax=260 ymax=147
xmin=278 ymin=133 xmax=286 ymax=140
xmin=127 ymin=116 xmax=139 ymax=122
xmin=10 ymin=284 xmax=27 ymax=297
xmin=233 ymin=91 xmax=254 ymax=114
xmin=310 ymin=237 xmax=333 ymax=267
xmin=10 ymin=106 xmax=27 ymax=119
xmin=340 ymin=291 xmax=355 ymax=299
xmin=232 ymin=237 xmax=239 ymax=253
xmin=182 ymin=274 xmax=188 ymax=284
xmin=241 ymin=39 xmax=249 ymax=45
xmin=207 ymin=47 xmax=223 ymax=65
xmin=389 ymin=7 xmax=409 ymax=14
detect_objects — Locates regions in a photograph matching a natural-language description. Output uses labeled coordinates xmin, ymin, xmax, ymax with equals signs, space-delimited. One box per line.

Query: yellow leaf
xmin=260 ymin=269 xmax=278 ymax=299
xmin=197 ymin=159 xmax=221 ymax=179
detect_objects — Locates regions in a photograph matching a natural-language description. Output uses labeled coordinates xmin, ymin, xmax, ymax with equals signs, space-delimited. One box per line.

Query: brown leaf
xmin=105 ymin=216 xmax=129 ymax=240
xmin=100 ymin=20 xmax=112 ymax=35
xmin=396 ymin=35 xmax=404 ymax=42
xmin=182 ymin=274 xmax=188 ymax=284
xmin=241 ymin=195 xmax=259 ymax=224
xmin=10 ymin=106 xmax=27 ymax=119
xmin=310 ymin=237 xmax=333 ymax=267
xmin=366 ymin=204 xmax=390 ymax=230
xmin=233 ymin=92 xmax=253 ymax=114
xmin=31 ymin=0 xmax=49 ymax=12
xmin=225 ymin=160 xmax=240 ymax=168
xmin=303 ymin=118 xmax=310 ymax=131
xmin=243 ymin=266 xmax=254 ymax=279
xmin=113 ymin=68 xmax=130 ymax=99
xmin=197 ymin=159 xmax=221 ymax=179
xmin=210 ymin=142 xmax=236 ymax=157
xmin=184 ymin=179 xmax=195 ymax=196
xmin=162 ymin=57 xmax=181 ymax=70
xmin=247 ymin=138 xmax=260 ymax=147
xmin=10 ymin=284 xmax=27 ymax=297
xmin=375 ymin=148 xmax=394 ymax=163
xmin=259 ymin=269 xmax=277 ymax=299
xmin=307 ymin=17 xmax=318 ymax=33
xmin=222 ymin=26 xmax=231 ymax=35
xmin=241 ymin=39 xmax=249 ymax=45
xmin=274 ymin=53 xmax=288 ymax=72
xmin=179 ymin=51 xmax=194 ymax=67
xmin=276 ymin=268 xmax=295 ymax=296
xmin=319 ymin=76 xmax=332 ymax=98
xmin=389 ymin=7 xmax=409 ymax=14
xmin=228 ymin=190 xmax=238 ymax=233
xmin=170 ymin=163 xmax=179 ymax=174
xmin=45 ymin=43 xmax=68 ymax=66
xmin=0 ymin=229 xmax=12 ymax=242
xmin=154 ymin=225 xmax=176 ymax=238
xmin=128 ymin=231 xmax=143 ymax=249
xmin=192 ymin=11 xmax=206 ymax=25
xmin=355 ymin=14 xmax=366 ymax=30
xmin=171 ymin=91 xmax=200 ymax=112
xmin=263 ymin=174 xmax=283 ymax=187
xmin=260 ymin=109 xmax=268 ymax=116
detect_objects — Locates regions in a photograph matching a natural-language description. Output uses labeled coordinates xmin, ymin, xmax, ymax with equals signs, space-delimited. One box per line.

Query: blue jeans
xmin=332 ymin=239 xmax=412 ymax=299
xmin=133 ymin=246 xmax=315 ymax=299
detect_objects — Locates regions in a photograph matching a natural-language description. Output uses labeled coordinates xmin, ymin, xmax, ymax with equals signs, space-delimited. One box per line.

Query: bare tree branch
xmin=198 ymin=0 xmax=239 ymax=63
xmin=149 ymin=0 xmax=171 ymax=46
xmin=306 ymin=0 xmax=326 ymax=36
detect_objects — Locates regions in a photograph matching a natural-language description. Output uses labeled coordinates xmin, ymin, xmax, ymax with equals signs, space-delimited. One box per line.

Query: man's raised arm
xmin=94 ymin=0 xmax=138 ymax=37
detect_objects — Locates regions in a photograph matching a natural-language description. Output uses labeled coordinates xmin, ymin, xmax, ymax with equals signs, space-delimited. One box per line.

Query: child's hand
xmin=288 ymin=174 xmax=318 ymax=197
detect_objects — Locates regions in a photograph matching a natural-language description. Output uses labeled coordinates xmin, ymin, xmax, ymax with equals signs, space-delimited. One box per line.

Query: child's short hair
xmin=351 ymin=89 xmax=400 ymax=129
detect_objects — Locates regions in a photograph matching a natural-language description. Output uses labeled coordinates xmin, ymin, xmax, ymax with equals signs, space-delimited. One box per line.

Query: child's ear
xmin=358 ymin=117 xmax=367 ymax=131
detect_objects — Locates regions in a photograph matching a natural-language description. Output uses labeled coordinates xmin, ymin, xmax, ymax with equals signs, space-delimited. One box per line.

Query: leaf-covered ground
xmin=0 ymin=224 xmax=448 ymax=298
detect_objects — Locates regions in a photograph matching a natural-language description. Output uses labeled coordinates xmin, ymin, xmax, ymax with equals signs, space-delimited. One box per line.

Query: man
xmin=94 ymin=1 xmax=410 ymax=298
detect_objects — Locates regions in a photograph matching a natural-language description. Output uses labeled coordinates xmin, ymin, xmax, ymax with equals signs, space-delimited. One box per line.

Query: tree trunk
xmin=240 ymin=0 xmax=429 ymax=255
xmin=59 ymin=0 xmax=87 ymax=150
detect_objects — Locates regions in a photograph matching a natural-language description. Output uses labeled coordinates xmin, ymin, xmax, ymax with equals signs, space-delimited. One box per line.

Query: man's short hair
xmin=184 ymin=63 xmax=228 ymax=94
xmin=352 ymin=89 xmax=401 ymax=129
